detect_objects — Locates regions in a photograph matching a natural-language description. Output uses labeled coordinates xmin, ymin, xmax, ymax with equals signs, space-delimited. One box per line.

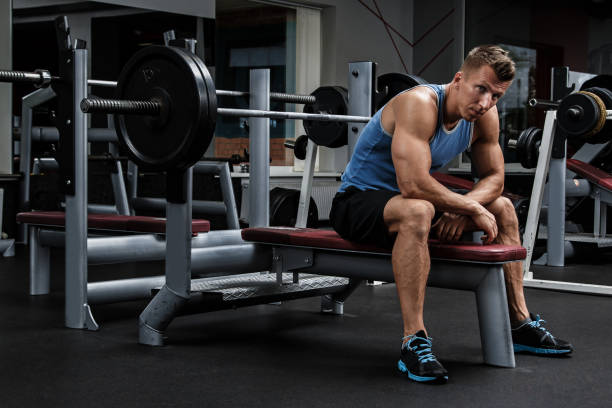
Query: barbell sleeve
xmin=0 ymin=69 xmax=52 ymax=87
xmin=528 ymin=98 xmax=560 ymax=109
xmin=80 ymin=98 xmax=161 ymax=115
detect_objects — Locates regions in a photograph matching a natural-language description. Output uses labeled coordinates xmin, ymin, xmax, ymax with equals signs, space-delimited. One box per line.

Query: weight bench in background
xmin=241 ymin=227 xmax=527 ymax=368
xmin=566 ymin=158 xmax=612 ymax=240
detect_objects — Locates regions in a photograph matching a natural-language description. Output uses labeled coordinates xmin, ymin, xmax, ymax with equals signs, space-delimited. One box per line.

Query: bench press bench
xmin=242 ymin=227 xmax=527 ymax=368
xmin=17 ymin=210 xmax=212 ymax=329
xmin=566 ymin=159 xmax=612 ymax=238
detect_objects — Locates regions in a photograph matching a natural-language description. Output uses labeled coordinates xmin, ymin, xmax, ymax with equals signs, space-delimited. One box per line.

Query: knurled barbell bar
xmin=0 ymin=69 xmax=315 ymax=103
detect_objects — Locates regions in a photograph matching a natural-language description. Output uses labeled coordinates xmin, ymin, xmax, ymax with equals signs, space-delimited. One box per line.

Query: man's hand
xmin=470 ymin=204 xmax=498 ymax=244
xmin=432 ymin=212 xmax=471 ymax=242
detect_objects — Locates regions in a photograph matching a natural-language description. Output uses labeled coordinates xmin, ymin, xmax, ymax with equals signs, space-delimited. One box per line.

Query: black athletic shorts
xmin=330 ymin=186 xmax=473 ymax=248
xmin=329 ymin=186 xmax=399 ymax=249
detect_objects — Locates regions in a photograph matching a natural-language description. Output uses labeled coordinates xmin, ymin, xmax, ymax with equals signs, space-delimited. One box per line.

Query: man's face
xmin=455 ymin=65 xmax=511 ymax=122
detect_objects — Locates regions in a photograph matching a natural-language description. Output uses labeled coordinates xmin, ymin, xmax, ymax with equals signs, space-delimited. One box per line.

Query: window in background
xmin=214 ymin=5 xmax=296 ymax=166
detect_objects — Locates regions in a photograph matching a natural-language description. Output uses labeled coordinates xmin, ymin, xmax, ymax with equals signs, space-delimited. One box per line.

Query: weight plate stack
xmin=114 ymin=45 xmax=216 ymax=171
xmin=581 ymin=87 xmax=612 ymax=144
xmin=269 ymin=187 xmax=318 ymax=228
xmin=516 ymin=127 xmax=542 ymax=169
xmin=303 ymin=86 xmax=349 ymax=148
xmin=375 ymin=72 xmax=427 ymax=110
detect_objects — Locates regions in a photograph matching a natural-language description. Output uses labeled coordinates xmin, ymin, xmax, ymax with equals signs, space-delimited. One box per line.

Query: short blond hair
xmin=461 ymin=45 xmax=515 ymax=82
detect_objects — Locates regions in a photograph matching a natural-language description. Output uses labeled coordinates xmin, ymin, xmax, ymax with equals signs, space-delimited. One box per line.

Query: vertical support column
xmin=546 ymin=148 xmax=567 ymax=266
xmin=296 ymin=139 xmax=317 ymax=228
xmin=108 ymin=143 xmax=130 ymax=215
xmin=347 ymin=61 xmax=375 ymax=158
xmin=139 ymin=168 xmax=192 ymax=346
xmin=126 ymin=161 xmax=138 ymax=216
xmin=107 ymin=115 xmax=129 ymax=215
xmin=29 ymin=226 xmax=50 ymax=295
xmin=522 ymin=111 xmax=556 ymax=278
xmin=218 ymin=162 xmax=240 ymax=229
xmin=18 ymin=88 xmax=56 ymax=243
xmin=249 ymin=69 xmax=270 ymax=227
xmin=64 ymin=48 xmax=97 ymax=330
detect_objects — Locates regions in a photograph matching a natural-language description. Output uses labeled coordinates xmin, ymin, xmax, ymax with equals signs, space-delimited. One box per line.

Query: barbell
xmin=1 ymin=45 xmax=370 ymax=171
xmin=75 ymin=46 xmax=371 ymax=171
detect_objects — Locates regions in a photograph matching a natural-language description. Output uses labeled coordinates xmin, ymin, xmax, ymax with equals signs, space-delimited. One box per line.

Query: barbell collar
xmin=217 ymin=107 xmax=371 ymax=123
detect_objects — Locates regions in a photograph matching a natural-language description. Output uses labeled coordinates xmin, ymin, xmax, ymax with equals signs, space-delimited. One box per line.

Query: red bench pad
xmin=16 ymin=211 xmax=210 ymax=234
xmin=432 ymin=172 xmax=474 ymax=191
xmin=432 ymin=172 xmax=523 ymax=200
xmin=567 ymin=159 xmax=612 ymax=191
xmin=242 ymin=227 xmax=526 ymax=263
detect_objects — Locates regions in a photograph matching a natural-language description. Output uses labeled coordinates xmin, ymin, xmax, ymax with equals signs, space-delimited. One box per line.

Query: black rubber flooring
xmin=1 ymin=246 xmax=612 ymax=408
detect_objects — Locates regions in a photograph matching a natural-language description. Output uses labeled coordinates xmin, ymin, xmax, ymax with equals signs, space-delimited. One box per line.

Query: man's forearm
xmin=464 ymin=173 xmax=504 ymax=206
xmin=399 ymin=176 xmax=482 ymax=215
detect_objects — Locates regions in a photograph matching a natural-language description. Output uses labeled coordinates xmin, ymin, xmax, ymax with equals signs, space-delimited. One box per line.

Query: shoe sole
xmin=397 ymin=360 xmax=448 ymax=384
xmin=513 ymin=344 xmax=572 ymax=355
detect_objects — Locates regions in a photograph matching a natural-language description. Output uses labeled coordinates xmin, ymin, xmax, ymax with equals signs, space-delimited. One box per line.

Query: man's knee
xmin=489 ymin=196 xmax=518 ymax=229
xmin=392 ymin=199 xmax=435 ymax=238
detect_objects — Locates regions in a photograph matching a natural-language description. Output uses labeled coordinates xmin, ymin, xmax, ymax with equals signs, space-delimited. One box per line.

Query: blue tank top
xmin=339 ymin=84 xmax=473 ymax=193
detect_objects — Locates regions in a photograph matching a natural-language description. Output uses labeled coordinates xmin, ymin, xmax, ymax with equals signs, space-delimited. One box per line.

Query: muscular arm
xmin=465 ymin=105 xmax=505 ymax=205
xmin=391 ymin=91 xmax=482 ymax=216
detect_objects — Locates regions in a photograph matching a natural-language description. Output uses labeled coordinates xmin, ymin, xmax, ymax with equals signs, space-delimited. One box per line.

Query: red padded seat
xmin=432 ymin=172 xmax=474 ymax=190
xmin=242 ymin=227 xmax=526 ymax=263
xmin=567 ymin=159 xmax=612 ymax=191
xmin=16 ymin=211 xmax=210 ymax=234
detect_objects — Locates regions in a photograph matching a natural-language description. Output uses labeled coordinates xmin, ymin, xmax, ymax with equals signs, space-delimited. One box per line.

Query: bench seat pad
xmin=16 ymin=211 xmax=210 ymax=233
xmin=242 ymin=227 xmax=526 ymax=263
xmin=567 ymin=159 xmax=612 ymax=191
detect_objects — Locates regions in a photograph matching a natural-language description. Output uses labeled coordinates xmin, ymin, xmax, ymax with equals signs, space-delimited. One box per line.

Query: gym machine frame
xmin=522 ymin=67 xmax=612 ymax=295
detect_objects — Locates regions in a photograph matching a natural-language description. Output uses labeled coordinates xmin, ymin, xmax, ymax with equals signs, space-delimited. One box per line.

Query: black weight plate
xmin=184 ymin=50 xmax=218 ymax=167
xmin=557 ymin=92 xmax=600 ymax=137
xmin=376 ymin=72 xmax=427 ymax=110
xmin=525 ymin=127 xmax=542 ymax=169
xmin=303 ymin=86 xmax=348 ymax=148
xmin=115 ymin=45 xmax=214 ymax=171
xmin=269 ymin=187 xmax=318 ymax=228
xmin=517 ymin=127 xmax=541 ymax=169
xmin=293 ymin=135 xmax=308 ymax=160
xmin=580 ymin=74 xmax=612 ymax=92
xmin=583 ymin=87 xmax=612 ymax=144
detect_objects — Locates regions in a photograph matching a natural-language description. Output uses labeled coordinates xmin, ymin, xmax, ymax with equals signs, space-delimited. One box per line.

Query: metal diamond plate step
xmin=189 ymin=272 xmax=349 ymax=302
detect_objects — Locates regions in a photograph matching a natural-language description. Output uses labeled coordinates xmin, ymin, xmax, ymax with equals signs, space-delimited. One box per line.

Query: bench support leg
xmin=321 ymin=278 xmax=362 ymax=315
xmin=29 ymin=226 xmax=50 ymax=295
xmin=475 ymin=265 xmax=515 ymax=368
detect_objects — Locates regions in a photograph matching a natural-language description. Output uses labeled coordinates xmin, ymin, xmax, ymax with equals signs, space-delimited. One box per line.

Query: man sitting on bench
xmin=330 ymin=45 xmax=573 ymax=384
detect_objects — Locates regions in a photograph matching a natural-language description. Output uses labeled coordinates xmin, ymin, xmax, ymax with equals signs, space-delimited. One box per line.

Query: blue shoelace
xmin=402 ymin=334 xmax=438 ymax=364
xmin=526 ymin=315 xmax=555 ymax=341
